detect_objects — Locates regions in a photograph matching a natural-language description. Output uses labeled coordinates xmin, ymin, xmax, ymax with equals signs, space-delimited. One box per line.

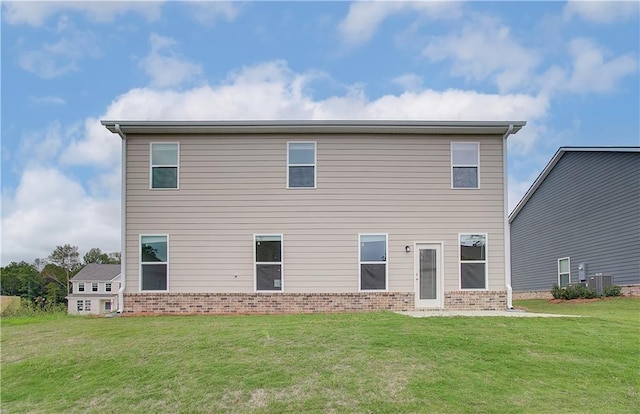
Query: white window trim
xmin=78 ymin=283 xmax=85 ymax=292
xmin=254 ymin=234 xmax=284 ymax=293
xmin=451 ymin=142 xmax=480 ymax=189
xmin=558 ymin=257 xmax=571 ymax=287
xmin=139 ymin=234 xmax=170 ymax=293
xmin=458 ymin=233 xmax=488 ymax=291
xmin=287 ymin=141 xmax=317 ymax=189
xmin=92 ymin=282 xmax=98 ymax=292
xmin=149 ymin=142 xmax=180 ymax=190
xmin=358 ymin=233 xmax=389 ymax=292
xmin=105 ymin=283 xmax=112 ymax=292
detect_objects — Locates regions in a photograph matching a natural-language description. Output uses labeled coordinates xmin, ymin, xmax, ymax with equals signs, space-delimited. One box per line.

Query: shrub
xmin=550 ymin=283 xmax=599 ymax=300
xmin=0 ymin=298 xmax=67 ymax=317
xmin=604 ymin=285 xmax=622 ymax=297
xmin=551 ymin=284 xmax=563 ymax=299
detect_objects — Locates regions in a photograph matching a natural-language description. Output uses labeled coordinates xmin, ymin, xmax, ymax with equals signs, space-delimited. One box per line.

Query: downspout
xmin=502 ymin=124 xmax=514 ymax=309
xmin=115 ymin=124 xmax=126 ymax=313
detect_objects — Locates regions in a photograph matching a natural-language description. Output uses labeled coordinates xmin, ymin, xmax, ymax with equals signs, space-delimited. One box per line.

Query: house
xmin=101 ymin=120 xmax=526 ymax=314
xmin=509 ymin=147 xmax=640 ymax=297
xmin=67 ymin=264 xmax=121 ymax=315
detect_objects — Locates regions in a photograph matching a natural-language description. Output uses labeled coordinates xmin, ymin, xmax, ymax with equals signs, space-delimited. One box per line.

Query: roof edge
xmin=101 ymin=120 xmax=526 ymax=136
xmin=509 ymin=146 xmax=640 ymax=223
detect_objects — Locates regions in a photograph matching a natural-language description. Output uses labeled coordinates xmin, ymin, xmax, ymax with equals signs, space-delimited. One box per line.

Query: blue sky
xmin=1 ymin=1 xmax=639 ymax=265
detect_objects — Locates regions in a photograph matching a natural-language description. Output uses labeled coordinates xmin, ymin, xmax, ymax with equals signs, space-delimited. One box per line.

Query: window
xmin=77 ymin=300 xmax=84 ymax=311
xmin=287 ymin=142 xmax=316 ymax=188
xmin=460 ymin=234 xmax=487 ymax=289
xmin=105 ymin=301 xmax=112 ymax=312
xmin=140 ymin=235 xmax=169 ymax=291
xmin=359 ymin=234 xmax=387 ymax=290
xmin=451 ymin=142 xmax=479 ymax=188
xmin=85 ymin=300 xmax=92 ymax=312
xmin=255 ymin=235 xmax=283 ymax=291
xmin=92 ymin=283 xmax=98 ymax=292
xmin=150 ymin=143 xmax=179 ymax=189
xmin=558 ymin=257 xmax=570 ymax=288
xmin=105 ymin=283 xmax=112 ymax=292
xmin=78 ymin=283 xmax=85 ymax=292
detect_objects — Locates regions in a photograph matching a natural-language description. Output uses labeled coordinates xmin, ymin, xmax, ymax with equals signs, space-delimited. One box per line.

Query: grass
xmin=2 ymin=298 xmax=639 ymax=413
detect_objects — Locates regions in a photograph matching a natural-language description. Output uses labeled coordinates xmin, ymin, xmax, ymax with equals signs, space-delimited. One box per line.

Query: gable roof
xmin=71 ymin=264 xmax=121 ymax=282
xmin=509 ymin=146 xmax=640 ymax=223
xmin=101 ymin=120 xmax=526 ymax=136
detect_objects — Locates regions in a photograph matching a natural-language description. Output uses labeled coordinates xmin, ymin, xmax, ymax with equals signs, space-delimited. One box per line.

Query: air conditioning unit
xmin=587 ymin=275 xmax=613 ymax=295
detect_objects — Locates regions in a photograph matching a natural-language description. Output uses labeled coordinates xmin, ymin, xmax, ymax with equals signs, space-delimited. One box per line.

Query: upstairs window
xmin=451 ymin=142 xmax=479 ymax=189
xmin=287 ymin=142 xmax=316 ymax=188
xmin=151 ymin=143 xmax=179 ymax=189
xmin=359 ymin=234 xmax=388 ymax=291
xmin=140 ymin=235 xmax=169 ymax=291
xmin=92 ymin=283 xmax=98 ymax=292
xmin=460 ymin=234 xmax=487 ymax=289
xmin=78 ymin=283 xmax=85 ymax=292
xmin=105 ymin=283 xmax=112 ymax=292
xmin=558 ymin=257 xmax=570 ymax=288
xmin=255 ymin=235 xmax=283 ymax=291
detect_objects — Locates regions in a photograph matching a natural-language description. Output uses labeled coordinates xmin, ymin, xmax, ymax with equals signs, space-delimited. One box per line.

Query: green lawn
xmin=2 ymin=298 xmax=638 ymax=413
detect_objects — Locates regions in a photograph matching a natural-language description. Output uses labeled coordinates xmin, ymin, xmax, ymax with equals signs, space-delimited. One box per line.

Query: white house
xmin=67 ymin=264 xmax=121 ymax=315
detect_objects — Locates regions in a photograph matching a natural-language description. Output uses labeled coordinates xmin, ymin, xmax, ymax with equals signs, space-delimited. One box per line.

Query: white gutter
xmin=502 ymin=124 xmax=514 ymax=309
xmin=115 ymin=124 xmax=126 ymax=313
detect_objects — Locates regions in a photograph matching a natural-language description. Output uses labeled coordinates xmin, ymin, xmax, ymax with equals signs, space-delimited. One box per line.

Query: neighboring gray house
xmin=510 ymin=147 xmax=640 ymax=293
xmin=67 ymin=264 xmax=121 ymax=315
xmin=102 ymin=120 xmax=526 ymax=314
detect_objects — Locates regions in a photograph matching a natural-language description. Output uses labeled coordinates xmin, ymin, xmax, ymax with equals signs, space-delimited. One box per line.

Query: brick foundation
xmin=444 ymin=290 xmax=508 ymax=310
xmin=123 ymin=290 xmax=516 ymax=314
xmin=123 ymin=292 xmax=415 ymax=314
xmin=621 ymin=285 xmax=640 ymax=297
xmin=512 ymin=290 xmax=553 ymax=300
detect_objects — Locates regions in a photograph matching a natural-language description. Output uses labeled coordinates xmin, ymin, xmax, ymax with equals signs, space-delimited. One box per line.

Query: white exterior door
xmin=414 ymin=243 xmax=443 ymax=308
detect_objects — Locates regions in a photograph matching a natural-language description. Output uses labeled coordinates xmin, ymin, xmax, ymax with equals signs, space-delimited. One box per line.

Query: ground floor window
xmin=558 ymin=257 xmax=570 ymax=287
xmin=84 ymin=300 xmax=92 ymax=312
xmin=105 ymin=301 xmax=112 ymax=312
xmin=359 ymin=234 xmax=387 ymax=290
xmin=140 ymin=235 xmax=169 ymax=291
xmin=460 ymin=234 xmax=487 ymax=289
xmin=77 ymin=300 xmax=84 ymax=311
xmin=255 ymin=234 xmax=283 ymax=291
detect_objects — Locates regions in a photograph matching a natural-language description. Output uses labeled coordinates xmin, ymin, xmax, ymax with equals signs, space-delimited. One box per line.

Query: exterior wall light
xmin=405 ymin=245 xmax=411 ymax=253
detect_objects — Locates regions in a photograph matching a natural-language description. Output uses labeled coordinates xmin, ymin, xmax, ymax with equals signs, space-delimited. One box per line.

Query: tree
xmin=48 ymin=244 xmax=80 ymax=296
xmin=0 ymin=261 xmax=44 ymax=300
xmin=83 ymin=248 xmax=110 ymax=264
xmin=83 ymin=248 xmax=121 ymax=264
xmin=41 ymin=263 xmax=68 ymax=304
xmin=108 ymin=252 xmax=121 ymax=264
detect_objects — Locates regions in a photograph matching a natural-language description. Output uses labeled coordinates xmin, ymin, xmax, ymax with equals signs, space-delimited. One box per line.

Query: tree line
xmin=1 ymin=245 xmax=120 ymax=307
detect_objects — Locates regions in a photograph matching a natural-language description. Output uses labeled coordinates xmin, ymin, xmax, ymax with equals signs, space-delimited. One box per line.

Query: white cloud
xmin=29 ymin=95 xmax=66 ymax=105
xmin=338 ymin=1 xmax=461 ymax=47
xmin=564 ymin=1 xmax=639 ymax=23
xmin=6 ymin=60 xmax=549 ymax=265
xmin=391 ymin=73 xmax=424 ymax=91
xmin=564 ymin=38 xmax=637 ymax=93
xmin=138 ymin=33 xmax=203 ymax=88
xmin=423 ymin=16 xmax=540 ymax=93
xmin=187 ymin=1 xmax=244 ymax=25
xmin=18 ymin=28 xmax=101 ymax=78
xmin=1 ymin=167 xmax=120 ymax=265
xmin=2 ymin=1 xmax=163 ymax=26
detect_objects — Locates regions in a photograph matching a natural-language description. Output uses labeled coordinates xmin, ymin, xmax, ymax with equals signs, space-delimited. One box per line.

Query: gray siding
xmin=125 ymin=134 xmax=507 ymax=295
xmin=511 ymin=151 xmax=640 ymax=290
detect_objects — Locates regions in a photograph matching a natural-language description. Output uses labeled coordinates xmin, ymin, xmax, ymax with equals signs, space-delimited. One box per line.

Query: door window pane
xmin=420 ymin=249 xmax=437 ymax=300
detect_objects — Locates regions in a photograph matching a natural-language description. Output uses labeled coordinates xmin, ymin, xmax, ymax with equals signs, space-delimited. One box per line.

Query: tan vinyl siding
xmin=125 ymin=134 xmax=505 ymax=293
